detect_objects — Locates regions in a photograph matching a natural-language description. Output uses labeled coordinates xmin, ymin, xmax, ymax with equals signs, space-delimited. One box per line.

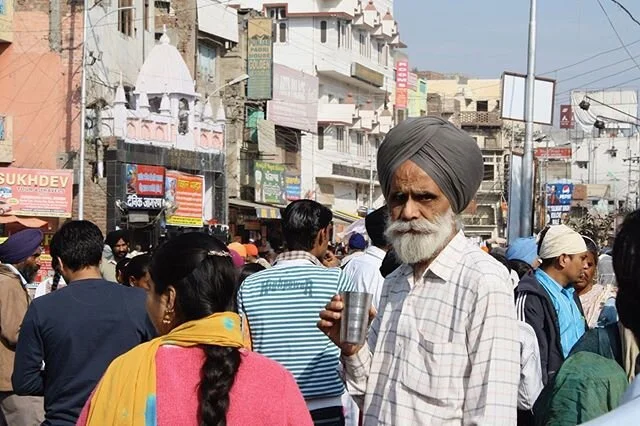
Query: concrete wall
xmin=86 ymin=0 xmax=156 ymax=105
xmin=0 ymin=3 xmax=82 ymax=169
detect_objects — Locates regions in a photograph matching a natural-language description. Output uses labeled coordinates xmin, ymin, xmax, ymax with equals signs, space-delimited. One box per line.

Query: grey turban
xmin=377 ymin=116 xmax=483 ymax=213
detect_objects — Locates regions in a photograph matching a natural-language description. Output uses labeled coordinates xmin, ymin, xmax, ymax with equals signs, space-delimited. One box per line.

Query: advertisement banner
xmin=534 ymin=147 xmax=572 ymax=160
xmin=559 ymin=104 xmax=574 ymax=129
xmin=395 ymin=60 xmax=409 ymax=109
xmin=0 ymin=168 xmax=73 ymax=217
xmin=285 ymin=172 xmax=301 ymax=201
xmin=267 ymin=63 xmax=319 ymax=132
xmin=125 ymin=164 xmax=165 ymax=210
xmin=247 ymin=18 xmax=273 ymax=100
xmin=165 ymin=170 xmax=204 ymax=227
xmin=546 ymin=183 xmax=573 ymax=225
xmin=254 ymin=161 xmax=286 ymax=204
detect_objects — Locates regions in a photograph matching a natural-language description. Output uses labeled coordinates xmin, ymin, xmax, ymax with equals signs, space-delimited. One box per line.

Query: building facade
xmin=427 ymin=75 xmax=507 ymax=239
xmin=233 ymin=0 xmax=404 ymax=218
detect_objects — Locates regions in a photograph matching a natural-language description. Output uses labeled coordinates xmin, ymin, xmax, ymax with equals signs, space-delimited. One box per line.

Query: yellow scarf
xmin=85 ymin=312 xmax=246 ymax=425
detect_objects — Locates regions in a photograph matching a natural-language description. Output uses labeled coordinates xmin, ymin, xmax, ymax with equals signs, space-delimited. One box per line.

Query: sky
xmin=395 ymin=0 xmax=640 ymax=106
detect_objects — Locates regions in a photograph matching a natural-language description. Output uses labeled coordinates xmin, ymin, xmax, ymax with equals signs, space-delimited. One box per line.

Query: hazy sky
xmin=395 ymin=0 xmax=640 ymax=105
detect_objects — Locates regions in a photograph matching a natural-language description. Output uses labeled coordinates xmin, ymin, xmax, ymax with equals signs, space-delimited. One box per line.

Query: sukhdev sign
xmin=0 ymin=168 xmax=74 ymax=218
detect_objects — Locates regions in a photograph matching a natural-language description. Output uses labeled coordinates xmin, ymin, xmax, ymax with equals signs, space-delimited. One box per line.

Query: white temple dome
xmin=135 ymin=32 xmax=196 ymax=97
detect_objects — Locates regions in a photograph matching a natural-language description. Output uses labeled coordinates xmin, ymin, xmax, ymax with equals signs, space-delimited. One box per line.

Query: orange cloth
xmin=244 ymin=244 xmax=259 ymax=257
xmin=228 ymin=242 xmax=247 ymax=258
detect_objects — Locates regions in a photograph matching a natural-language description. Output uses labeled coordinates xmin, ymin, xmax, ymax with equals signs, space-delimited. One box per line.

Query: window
xmin=476 ymin=100 xmax=489 ymax=112
xmin=268 ymin=7 xmax=288 ymax=43
xmin=337 ymin=20 xmax=351 ymax=49
xmin=318 ymin=126 xmax=325 ymax=150
xmin=336 ymin=127 xmax=348 ymax=153
xmin=377 ymin=42 xmax=384 ymax=65
xmin=356 ymin=132 xmax=368 ymax=157
xmin=396 ymin=109 xmax=406 ymax=123
xmin=178 ymin=98 xmax=190 ymax=135
xmin=320 ymin=20 xmax=327 ymax=43
xmin=155 ymin=1 xmax=170 ymax=14
xmin=197 ymin=42 xmax=217 ymax=81
xmin=144 ymin=0 xmax=150 ymax=31
xmin=359 ymin=32 xmax=367 ymax=56
xmin=0 ymin=0 xmax=5 ymax=15
xmin=483 ymin=164 xmax=495 ymax=181
xmin=118 ymin=0 xmax=134 ymax=37
xmin=278 ymin=22 xmax=287 ymax=43
xmin=0 ymin=116 xmax=4 ymax=140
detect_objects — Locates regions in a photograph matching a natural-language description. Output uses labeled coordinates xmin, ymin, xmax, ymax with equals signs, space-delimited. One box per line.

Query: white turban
xmin=538 ymin=225 xmax=588 ymax=259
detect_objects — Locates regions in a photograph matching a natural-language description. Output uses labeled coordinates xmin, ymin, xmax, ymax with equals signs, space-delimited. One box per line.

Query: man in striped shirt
xmin=238 ymin=200 xmax=354 ymax=425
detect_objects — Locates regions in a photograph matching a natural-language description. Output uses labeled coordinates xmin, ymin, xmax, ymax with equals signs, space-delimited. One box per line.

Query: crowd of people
xmin=0 ymin=117 xmax=639 ymax=425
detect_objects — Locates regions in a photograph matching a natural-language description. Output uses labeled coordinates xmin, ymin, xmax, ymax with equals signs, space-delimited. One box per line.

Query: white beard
xmin=384 ymin=208 xmax=456 ymax=265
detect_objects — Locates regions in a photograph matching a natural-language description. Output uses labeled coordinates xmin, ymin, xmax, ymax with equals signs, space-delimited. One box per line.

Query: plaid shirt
xmin=344 ymin=231 xmax=520 ymax=425
xmin=274 ymin=250 xmax=324 ymax=267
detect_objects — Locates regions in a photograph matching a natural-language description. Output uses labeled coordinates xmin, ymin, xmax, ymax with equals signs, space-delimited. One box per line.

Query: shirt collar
xmin=274 ymin=250 xmax=324 ymax=267
xmin=4 ymin=263 xmax=27 ymax=286
xmin=535 ymin=269 xmax=573 ymax=295
xmin=396 ymin=230 xmax=466 ymax=284
xmin=365 ymin=246 xmax=387 ymax=261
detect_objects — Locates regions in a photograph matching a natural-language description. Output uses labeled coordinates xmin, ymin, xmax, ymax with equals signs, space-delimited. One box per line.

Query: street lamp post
xmin=78 ymin=2 xmax=135 ymax=220
xmin=520 ymin=0 xmax=537 ymax=237
xmin=205 ymin=73 xmax=249 ymax=226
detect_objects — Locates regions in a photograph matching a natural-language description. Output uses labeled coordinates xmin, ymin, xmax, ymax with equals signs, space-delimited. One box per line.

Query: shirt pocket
xmin=399 ymin=336 xmax=458 ymax=407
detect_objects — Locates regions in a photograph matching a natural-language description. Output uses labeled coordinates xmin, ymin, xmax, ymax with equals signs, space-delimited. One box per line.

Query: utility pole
xmin=78 ymin=0 xmax=89 ymax=220
xmin=520 ymin=0 xmax=537 ymax=237
xmin=368 ymin=148 xmax=374 ymax=210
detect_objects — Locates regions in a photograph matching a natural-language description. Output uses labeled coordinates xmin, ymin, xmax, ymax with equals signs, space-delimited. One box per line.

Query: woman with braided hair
xmin=77 ymin=232 xmax=311 ymax=425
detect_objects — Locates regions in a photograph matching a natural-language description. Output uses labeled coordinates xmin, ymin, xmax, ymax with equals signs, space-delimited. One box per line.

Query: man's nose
xmin=400 ymin=197 xmax=421 ymax=221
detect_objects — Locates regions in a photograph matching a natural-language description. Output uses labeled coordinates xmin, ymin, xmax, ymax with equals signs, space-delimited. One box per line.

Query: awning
xmin=228 ymin=199 xmax=282 ymax=219
xmin=332 ymin=210 xmax=361 ymax=224
xmin=0 ymin=215 xmax=48 ymax=228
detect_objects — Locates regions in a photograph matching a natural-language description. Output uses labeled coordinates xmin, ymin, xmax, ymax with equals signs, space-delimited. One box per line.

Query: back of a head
xmin=127 ymin=254 xmax=151 ymax=280
xmin=613 ymin=210 xmax=640 ymax=338
xmin=365 ymin=206 xmax=388 ymax=248
xmin=151 ymin=232 xmax=241 ymax=425
xmin=238 ymin=263 xmax=266 ymax=285
xmin=509 ymin=259 xmax=533 ymax=279
xmin=116 ymin=258 xmax=132 ymax=284
xmin=282 ymin=200 xmax=332 ymax=251
xmin=50 ymin=221 xmax=104 ymax=272
xmin=583 ymin=236 xmax=599 ymax=264
xmin=489 ymin=252 xmax=511 ymax=273
xmin=151 ymin=232 xmax=237 ymax=320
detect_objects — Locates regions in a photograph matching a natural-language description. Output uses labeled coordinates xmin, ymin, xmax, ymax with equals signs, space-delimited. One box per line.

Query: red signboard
xmin=395 ymin=60 xmax=409 ymax=109
xmin=125 ymin=164 xmax=165 ymax=210
xmin=559 ymin=104 xmax=574 ymax=129
xmin=0 ymin=168 xmax=73 ymax=217
xmin=165 ymin=170 xmax=204 ymax=228
xmin=534 ymin=147 xmax=572 ymax=160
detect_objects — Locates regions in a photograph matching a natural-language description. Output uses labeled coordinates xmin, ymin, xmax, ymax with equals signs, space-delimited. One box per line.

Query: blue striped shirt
xmin=238 ymin=257 xmax=354 ymax=400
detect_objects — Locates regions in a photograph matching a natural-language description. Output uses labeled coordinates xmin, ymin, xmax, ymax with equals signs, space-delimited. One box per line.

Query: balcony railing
xmin=318 ymin=104 xmax=357 ymax=125
xmin=459 ymin=111 xmax=502 ymax=127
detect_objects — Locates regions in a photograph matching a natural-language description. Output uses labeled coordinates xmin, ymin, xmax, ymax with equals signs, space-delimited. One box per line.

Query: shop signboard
xmin=125 ymin=164 xmax=165 ymax=210
xmin=247 ymin=18 xmax=273 ymax=100
xmin=0 ymin=168 xmax=73 ymax=217
xmin=534 ymin=147 xmax=572 ymax=160
xmin=285 ymin=172 xmax=301 ymax=201
xmin=254 ymin=161 xmax=286 ymax=204
xmin=267 ymin=63 xmax=319 ymax=132
xmin=165 ymin=170 xmax=204 ymax=227
xmin=395 ymin=59 xmax=409 ymax=109
xmin=546 ymin=183 xmax=573 ymax=225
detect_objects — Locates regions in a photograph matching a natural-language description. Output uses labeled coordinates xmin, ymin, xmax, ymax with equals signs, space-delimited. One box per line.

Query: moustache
xmin=386 ymin=218 xmax=441 ymax=235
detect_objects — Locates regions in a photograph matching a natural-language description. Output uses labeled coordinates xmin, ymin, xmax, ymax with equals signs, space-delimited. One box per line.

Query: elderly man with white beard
xmin=318 ymin=116 xmax=520 ymax=425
